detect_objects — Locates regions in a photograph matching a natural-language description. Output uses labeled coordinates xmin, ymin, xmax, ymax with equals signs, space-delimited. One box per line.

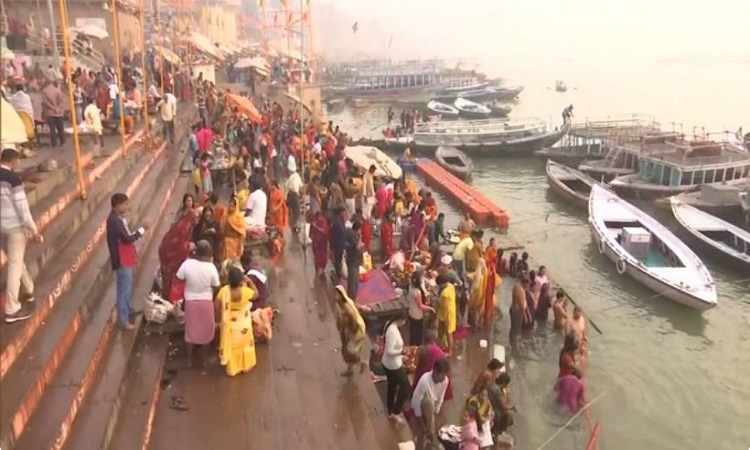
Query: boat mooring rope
xmin=535 ymin=389 xmax=611 ymax=450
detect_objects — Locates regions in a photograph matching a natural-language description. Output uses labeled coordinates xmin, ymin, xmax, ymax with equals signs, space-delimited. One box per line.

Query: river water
xmin=318 ymin=0 xmax=749 ymax=447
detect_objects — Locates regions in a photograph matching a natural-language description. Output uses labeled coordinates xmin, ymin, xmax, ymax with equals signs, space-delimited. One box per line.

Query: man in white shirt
xmin=83 ymin=98 xmax=104 ymax=146
xmin=311 ymin=136 xmax=322 ymax=156
xmin=244 ymin=186 xmax=268 ymax=230
xmin=156 ymin=90 xmax=177 ymax=143
xmin=411 ymin=359 xmax=450 ymax=447
xmin=108 ymin=82 xmax=119 ymax=101
xmin=285 ymin=165 xmax=304 ymax=232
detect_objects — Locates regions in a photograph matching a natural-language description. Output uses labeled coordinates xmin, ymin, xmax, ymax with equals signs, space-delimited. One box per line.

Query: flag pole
xmin=57 ymin=0 xmax=86 ymax=198
xmin=156 ymin=2 xmax=166 ymax=96
xmin=111 ymin=0 xmax=128 ymax=155
xmin=137 ymin=0 xmax=150 ymax=136
xmin=298 ymin=0 xmax=306 ymax=245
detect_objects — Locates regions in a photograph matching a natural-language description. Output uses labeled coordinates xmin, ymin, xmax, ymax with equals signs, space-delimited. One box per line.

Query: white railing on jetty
xmin=572 ymin=114 xmax=658 ymax=131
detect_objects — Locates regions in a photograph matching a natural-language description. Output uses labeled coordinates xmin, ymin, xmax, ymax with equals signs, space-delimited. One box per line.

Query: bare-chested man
xmin=510 ymin=276 xmax=530 ymax=340
xmin=567 ymin=306 xmax=588 ymax=354
xmin=552 ymin=290 xmax=568 ymax=330
xmin=457 ymin=212 xmax=476 ymax=237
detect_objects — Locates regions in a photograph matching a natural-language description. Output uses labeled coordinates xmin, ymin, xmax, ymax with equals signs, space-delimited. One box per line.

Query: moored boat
xmin=657 ymin=180 xmax=750 ymax=222
xmin=435 ymin=146 xmax=473 ymax=179
xmin=555 ymin=81 xmax=568 ymax=92
xmin=579 ymin=131 xmax=683 ymax=183
xmin=426 ymin=99 xmax=459 ymax=118
xmin=346 ymin=145 xmax=403 ymax=179
xmin=609 ymin=140 xmax=750 ymax=200
xmin=670 ymin=197 xmax=750 ymax=269
xmin=412 ymin=117 xmax=569 ymax=156
xmin=486 ymin=84 xmax=524 ymax=100
xmin=454 ymin=98 xmax=491 ymax=119
xmin=588 ymin=185 xmax=717 ymax=310
xmin=487 ymin=101 xmax=512 ymax=117
xmin=382 ymin=134 xmax=414 ymax=151
xmin=545 ymin=160 xmax=596 ymax=208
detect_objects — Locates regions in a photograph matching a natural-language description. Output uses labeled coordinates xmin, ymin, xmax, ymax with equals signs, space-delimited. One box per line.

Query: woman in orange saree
xmin=268 ymin=181 xmax=289 ymax=232
xmin=221 ymin=196 xmax=246 ymax=262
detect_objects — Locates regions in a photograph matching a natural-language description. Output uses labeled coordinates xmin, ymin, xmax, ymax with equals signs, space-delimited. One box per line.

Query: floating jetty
xmin=416 ymin=159 xmax=510 ymax=228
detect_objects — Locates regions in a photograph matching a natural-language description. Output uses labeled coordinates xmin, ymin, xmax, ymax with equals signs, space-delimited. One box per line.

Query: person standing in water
xmin=568 ymin=306 xmax=588 ymax=354
xmin=509 ymin=276 xmax=530 ymax=342
xmin=552 ymin=290 xmax=568 ymax=330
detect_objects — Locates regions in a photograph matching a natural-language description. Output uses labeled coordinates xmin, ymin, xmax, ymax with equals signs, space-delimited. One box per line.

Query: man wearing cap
xmin=437 ymin=254 xmax=461 ymax=287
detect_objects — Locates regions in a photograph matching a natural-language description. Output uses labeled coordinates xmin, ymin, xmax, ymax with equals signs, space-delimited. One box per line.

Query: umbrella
xmin=0 ymin=98 xmax=29 ymax=145
xmin=224 ymin=94 xmax=262 ymax=123
xmin=0 ymin=46 xmax=15 ymax=61
xmin=77 ymin=24 xmax=109 ymax=40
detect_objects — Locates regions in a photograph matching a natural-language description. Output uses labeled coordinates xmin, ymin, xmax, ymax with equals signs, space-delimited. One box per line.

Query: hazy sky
xmin=314 ymin=0 xmax=750 ymax=61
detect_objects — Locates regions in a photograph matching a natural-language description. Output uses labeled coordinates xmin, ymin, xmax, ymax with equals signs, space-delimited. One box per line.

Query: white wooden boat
xmin=454 ymin=97 xmax=491 ymax=119
xmin=346 ymin=145 xmax=403 ymax=179
xmin=588 ymin=185 xmax=717 ymax=310
xmin=383 ymin=135 xmax=414 ymax=151
xmin=412 ymin=117 xmax=569 ymax=155
xmin=545 ymin=160 xmax=596 ymax=208
xmin=426 ymin=99 xmax=459 ymax=118
xmin=670 ymin=197 xmax=750 ymax=269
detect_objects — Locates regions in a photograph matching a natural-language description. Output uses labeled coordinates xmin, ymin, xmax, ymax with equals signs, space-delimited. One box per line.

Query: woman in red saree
xmin=268 ymin=181 xmax=289 ymax=232
xmin=309 ymin=211 xmax=329 ymax=276
xmin=158 ymin=210 xmax=196 ymax=300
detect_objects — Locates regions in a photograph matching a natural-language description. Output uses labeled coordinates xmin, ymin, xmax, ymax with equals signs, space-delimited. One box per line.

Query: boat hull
xmin=457 ymin=110 xmax=491 ymax=120
xmin=588 ymin=185 xmax=716 ymax=310
xmin=610 ymin=181 xmax=696 ymax=201
xmin=427 ymin=107 xmax=459 ymax=118
xmin=383 ymin=137 xmax=414 ymax=151
xmin=343 ymin=86 xmax=439 ymax=103
xmin=545 ymin=162 xmax=590 ymax=208
xmin=435 ymin=146 xmax=473 ymax=180
xmin=670 ymin=198 xmax=750 ymax=270
xmin=414 ymin=127 xmax=567 ymax=156
xmin=578 ymin=166 xmax=634 ymax=183
xmin=588 ymin=228 xmax=716 ymax=310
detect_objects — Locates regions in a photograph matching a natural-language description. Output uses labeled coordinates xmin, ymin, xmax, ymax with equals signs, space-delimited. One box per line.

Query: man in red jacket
xmin=106 ymin=193 xmax=149 ymax=330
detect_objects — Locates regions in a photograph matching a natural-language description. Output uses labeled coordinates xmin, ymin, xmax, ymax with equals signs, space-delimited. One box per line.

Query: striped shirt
xmin=0 ymin=165 xmax=37 ymax=233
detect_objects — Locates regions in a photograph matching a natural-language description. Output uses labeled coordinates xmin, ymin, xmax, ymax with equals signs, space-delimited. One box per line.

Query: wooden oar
xmin=560 ymin=288 xmax=603 ymax=335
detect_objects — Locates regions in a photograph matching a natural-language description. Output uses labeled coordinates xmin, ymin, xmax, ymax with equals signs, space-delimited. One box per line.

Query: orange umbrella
xmin=225 ymin=93 xmax=262 ymax=123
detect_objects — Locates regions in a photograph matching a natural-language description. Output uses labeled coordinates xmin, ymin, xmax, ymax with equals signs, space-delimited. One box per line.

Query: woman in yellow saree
xmin=217 ymin=266 xmax=258 ymax=376
xmin=268 ymin=180 xmax=289 ymax=231
xmin=221 ymin=196 xmax=246 ymax=262
xmin=468 ymin=258 xmax=488 ymax=327
xmin=334 ymin=285 xmax=368 ymax=375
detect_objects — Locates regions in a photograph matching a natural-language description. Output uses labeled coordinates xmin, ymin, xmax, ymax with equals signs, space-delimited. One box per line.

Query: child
xmin=460 ymin=405 xmax=481 ymax=450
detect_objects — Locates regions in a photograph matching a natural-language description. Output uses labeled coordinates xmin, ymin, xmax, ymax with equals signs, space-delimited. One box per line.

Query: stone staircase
xmin=0 ymin=107 xmax=196 ymax=450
